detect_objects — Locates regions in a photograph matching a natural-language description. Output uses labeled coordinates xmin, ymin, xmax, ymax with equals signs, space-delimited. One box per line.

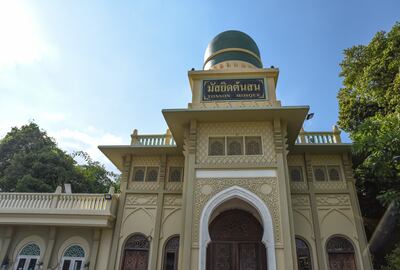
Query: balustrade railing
xmin=296 ymin=126 xmax=342 ymax=144
xmin=0 ymin=189 xmax=117 ymax=213
xmin=131 ymin=129 xmax=176 ymax=146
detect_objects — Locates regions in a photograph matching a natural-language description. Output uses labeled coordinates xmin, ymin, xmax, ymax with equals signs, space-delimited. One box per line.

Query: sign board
xmin=202 ymin=78 xmax=266 ymax=101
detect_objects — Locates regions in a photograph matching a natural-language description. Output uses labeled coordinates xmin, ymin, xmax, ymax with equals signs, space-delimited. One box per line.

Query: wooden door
xmin=122 ymin=250 xmax=148 ymax=270
xmin=328 ymin=253 xmax=357 ymax=270
xmin=206 ymin=209 xmax=267 ymax=270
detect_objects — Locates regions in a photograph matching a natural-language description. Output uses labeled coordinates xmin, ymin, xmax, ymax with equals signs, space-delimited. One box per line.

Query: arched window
xmin=133 ymin=167 xmax=145 ymax=182
xmin=121 ymin=234 xmax=150 ymax=270
xmin=296 ymin=237 xmax=312 ymax=270
xmin=163 ymin=236 xmax=179 ymax=270
xmin=15 ymin=243 xmax=40 ymax=270
xmin=328 ymin=167 xmax=341 ymax=181
xmin=209 ymin=137 xmax=225 ymax=156
xmin=61 ymin=245 xmax=85 ymax=270
xmin=146 ymin=167 xmax=159 ymax=182
xmin=313 ymin=167 xmax=326 ymax=181
xmin=326 ymin=236 xmax=357 ymax=270
xmin=245 ymin=137 xmax=262 ymax=155
xmin=227 ymin=137 xmax=243 ymax=155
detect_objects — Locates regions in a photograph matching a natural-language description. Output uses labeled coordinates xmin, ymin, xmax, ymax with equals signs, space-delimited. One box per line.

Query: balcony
xmin=0 ymin=187 xmax=118 ymax=227
xmin=131 ymin=129 xmax=176 ymax=146
xmin=295 ymin=126 xmax=342 ymax=144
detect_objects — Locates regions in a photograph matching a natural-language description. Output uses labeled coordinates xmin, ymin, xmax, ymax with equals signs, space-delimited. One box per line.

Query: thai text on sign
xmin=202 ymin=78 xmax=266 ymax=101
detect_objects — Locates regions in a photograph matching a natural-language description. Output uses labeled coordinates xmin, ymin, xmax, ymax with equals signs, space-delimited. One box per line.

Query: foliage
xmin=337 ymin=22 xmax=400 ymax=268
xmin=0 ymin=122 xmax=119 ymax=193
xmin=382 ymin=245 xmax=400 ymax=270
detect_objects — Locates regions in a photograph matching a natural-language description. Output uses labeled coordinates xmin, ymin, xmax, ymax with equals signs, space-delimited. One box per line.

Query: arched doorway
xmin=121 ymin=234 xmax=150 ymax=270
xmin=295 ymin=237 xmax=312 ymax=270
xmin=206 ymin=209 xmax=267 ymax=270
xmin=326 ymin=236 xmax=357 ymax=270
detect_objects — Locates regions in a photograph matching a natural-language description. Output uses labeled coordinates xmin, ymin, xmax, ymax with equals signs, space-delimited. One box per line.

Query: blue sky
xmin=0 ymin=0 xmax=399 ymax=172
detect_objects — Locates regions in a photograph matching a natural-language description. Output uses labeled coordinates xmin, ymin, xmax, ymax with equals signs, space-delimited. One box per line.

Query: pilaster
xmin=42 ymin=227 xmax=56 ymax=270
xmin=107 ymin=155 xmax=132 ymax=270
xmin=304 ymin=153 xmax=325 ymax=269
xmin=0 ymin=226 xmax=14 ymax=268
xmin=342 ymin=153 xmax=373 ymax=269
xmin=149 ymin=154 xmax=167 ymax=270
xmin=178 ymin=120 xmax=197 ymax=270
xmin=89 ymin=229 xmax=101 ymax=270
xmin=273 ymin=119 xmax=297 ymax=270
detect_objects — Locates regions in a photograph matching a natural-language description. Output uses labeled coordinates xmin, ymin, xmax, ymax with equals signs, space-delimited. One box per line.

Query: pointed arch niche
xmin=198 ymin=186 xmax=276 ymax=270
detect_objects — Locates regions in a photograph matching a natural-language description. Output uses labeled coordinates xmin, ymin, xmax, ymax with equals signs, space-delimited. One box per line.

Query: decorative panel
xmin=193 ymin=178 xmax=281 ymax=243
xmin=310 ymin=155 xmax=341 ymax=165
xmin=291 ymin=195 xmax=311 ymax=208
xmin=164 ymin=195 xmax=182 ymax=206
xmin=287 ymin=154 xmax=304 ymax=166
xmin=314 ymin=181 xmax=347 ymax=191
xmin=132 ymin=156 xmax=160 ymax=167
xmin=316 ymin=195 xmax=350 ymax=207
xmin=196 ymin=122 xmax=275 ymax=165
xmin=125 ymin=194 xmax=158 ymax=206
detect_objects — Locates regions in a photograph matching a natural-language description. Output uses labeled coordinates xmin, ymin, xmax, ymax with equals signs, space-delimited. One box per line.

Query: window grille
xmin=328 ymin=166 xmax=341 ymax=181
xmin=64 ymin=245 xmax=85 ymax=258
xmin=295 ymin=238 xmax=312 ymax=270
xmin=313 ymin=167 xmax=326 ymax=181
xmin=20 ymin=243 xmax=40 ymax=256
xmin=245 ymin=136 xmax=262 ymax=155
xmin=227 ymin=137 xmax=243 ymax=155
xmin=209 ymin=137 xmax=225 ymax=156
xmin=169 ymin=167 xmax=183 ymax=182
xmin=146 ymin=167 xmax=159 ymax=182
xmin=133 ymin=167 xmax=145 ymax=182
xmin=289 ymin=167 xmax=303 ymax=182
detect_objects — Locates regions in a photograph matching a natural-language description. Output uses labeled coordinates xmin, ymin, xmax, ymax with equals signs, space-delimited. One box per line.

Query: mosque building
xmin=0 ymin=30 xmax=373 ymax=270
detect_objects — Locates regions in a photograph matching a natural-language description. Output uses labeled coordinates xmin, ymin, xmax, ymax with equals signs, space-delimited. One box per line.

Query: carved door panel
xmin=238 ymin=243 xmax=267 ymax=270
xmin=328 ymin=254 xmax=357 ymax=270
xmin=122 ymin=250 xmax=148 ymax=270
xmin=207 ymin=242 xmax=267 ymax=270
xmin=207 ymin=242 xmax=234 ymax=270
xmin=239 ymin=243 xmax=257 ymax=270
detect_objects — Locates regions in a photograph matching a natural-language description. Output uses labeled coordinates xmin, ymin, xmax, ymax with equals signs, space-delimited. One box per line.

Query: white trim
xmin=198 ymin=186 xmax=276 ymax=270
xmin=196 ymin=169 xmax=277 ymax=178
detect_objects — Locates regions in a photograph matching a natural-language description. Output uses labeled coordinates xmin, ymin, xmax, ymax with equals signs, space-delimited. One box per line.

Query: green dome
xmin=204 ymin=30 xmax=263 ymax=69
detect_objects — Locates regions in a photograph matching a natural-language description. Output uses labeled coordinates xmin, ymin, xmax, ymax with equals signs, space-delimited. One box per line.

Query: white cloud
xmin=51 ymin=127 xmax=124 ymax=172
xmin=0 ymin=1 xmax=57 ymax=70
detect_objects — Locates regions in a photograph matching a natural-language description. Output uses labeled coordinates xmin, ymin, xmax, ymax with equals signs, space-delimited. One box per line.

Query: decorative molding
xmin=198 ymin=186 xmax=277 ymax=270
xmin=195 ymin=169 xmax=277 ymax=178
xmin=314 ymin=181 xmax=347 ymax=190
xmin=125 ymin=194 xmax=158 ymax=206
xmin=163 ymin=195 xmax=182 ymax=206
xmin=316 ymin=194 xmax=350 ymax=206
xmin=193 ymin=178 xmax=281 ymax=244
xmin=290 ymin=182 xmax=308 ymax=192
xmin=164 ymin=182 xmax=183 ymax=192
xmin=287 ymin=154 xmax=305 ymax=166
xmin=291 ymin=195 xmax=311 ymax=207
xmin=128 ymin=182 xmax=160 ymax=191
xmin=196 ymin=122 xmax=275 ymax=165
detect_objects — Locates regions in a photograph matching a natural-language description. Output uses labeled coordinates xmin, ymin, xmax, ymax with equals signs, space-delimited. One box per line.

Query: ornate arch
xmin=198 ymin=185 xmax=276 ymax=270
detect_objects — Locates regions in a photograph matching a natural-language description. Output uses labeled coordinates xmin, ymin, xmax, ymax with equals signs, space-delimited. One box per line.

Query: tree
xmin=0 ymin=122 xmax=119 ymax=193
xmin=337 ymin=22 xmax=400 ymax=268
xmin=73 ymin=151 xmax=120 ymax=193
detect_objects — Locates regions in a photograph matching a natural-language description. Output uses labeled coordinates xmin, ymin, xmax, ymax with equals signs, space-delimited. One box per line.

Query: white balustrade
xmin=0 ymin=192 xmax=116 ymax=212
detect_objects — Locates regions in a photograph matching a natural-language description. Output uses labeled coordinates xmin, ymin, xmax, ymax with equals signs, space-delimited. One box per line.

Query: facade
xmin=0 ymin=30 xmax=373 ymax=270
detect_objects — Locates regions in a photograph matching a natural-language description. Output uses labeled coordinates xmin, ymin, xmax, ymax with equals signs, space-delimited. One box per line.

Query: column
xmin=178 ymin=120 xmax=197 ymax=270
xmin=149 ymin=154 xmax=167 ymax=270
